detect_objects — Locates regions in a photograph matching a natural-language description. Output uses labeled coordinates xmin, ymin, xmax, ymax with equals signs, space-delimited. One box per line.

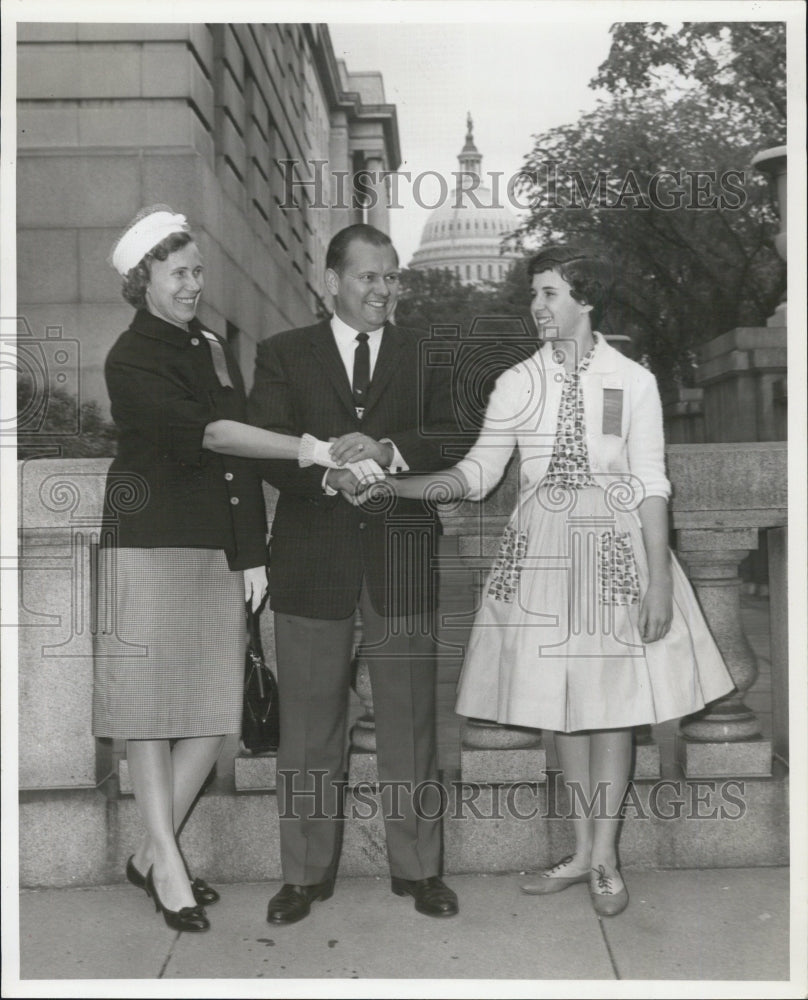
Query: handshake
xmin=298 ymin=432 xmax=392 ymax=503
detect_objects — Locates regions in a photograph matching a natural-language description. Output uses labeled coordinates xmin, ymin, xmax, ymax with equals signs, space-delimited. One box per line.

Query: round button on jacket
xmin=224 ymin=472 xmax=234 ymax=481
xmin=230 ymin=496 xmax=240 ymax=505
xmin=190 ymin=337 xmax=200 ymax=346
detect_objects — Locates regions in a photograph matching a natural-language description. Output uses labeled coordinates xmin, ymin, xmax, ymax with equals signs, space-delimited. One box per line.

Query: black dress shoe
xmin=126 ymin=855 xmax=220 ymax=906
xmin=391 ymin=876 xmax=459 ymax=917
xmin=266 ymin=881 xmax=334 ymax=925
xmin=145 ymin=867 xmax=210 ymax=932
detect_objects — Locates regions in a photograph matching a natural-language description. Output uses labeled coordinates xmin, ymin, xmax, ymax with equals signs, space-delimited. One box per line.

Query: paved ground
xmin=11 ymin=597 xmax=797 ymax=997
xmin=9 ymin=866 xmax=801 ymax=996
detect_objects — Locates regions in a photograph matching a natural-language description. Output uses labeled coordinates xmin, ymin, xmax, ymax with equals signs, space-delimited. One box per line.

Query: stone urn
xmin=751 ymin=145 xmax=787 ymax=262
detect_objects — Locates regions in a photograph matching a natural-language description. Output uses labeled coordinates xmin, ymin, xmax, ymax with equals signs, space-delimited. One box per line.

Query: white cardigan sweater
xmin=453 ymin=333 xmax=671 ymax=512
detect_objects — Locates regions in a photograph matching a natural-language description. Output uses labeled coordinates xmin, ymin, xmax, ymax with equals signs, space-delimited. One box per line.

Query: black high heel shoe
xmin=127 ymin=855 xmax=220 ymax=905
xmin=144 ymin=866 xmax=210 ymax=932
xmin=189 ymin=877 xmax=220 ymax=905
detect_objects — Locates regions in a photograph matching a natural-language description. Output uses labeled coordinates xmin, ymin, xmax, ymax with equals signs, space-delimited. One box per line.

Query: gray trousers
xmin=273 ymin=581 xmax=441 ymax=884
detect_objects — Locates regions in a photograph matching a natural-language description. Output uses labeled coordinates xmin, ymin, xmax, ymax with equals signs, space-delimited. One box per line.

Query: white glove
xmin=243 ymin=565 xmax=268 ymax=612
xmin=345 ymin=458 xmax=385 ymax=489
xmin=298 ymin=435 xmax=384 ymax=483
xmin=298 ymin=433 xmax=339 ymax=469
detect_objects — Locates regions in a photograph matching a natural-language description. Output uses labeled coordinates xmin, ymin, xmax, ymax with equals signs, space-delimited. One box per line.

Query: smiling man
xmin=247 ymin=223 xmax=460 ymax=925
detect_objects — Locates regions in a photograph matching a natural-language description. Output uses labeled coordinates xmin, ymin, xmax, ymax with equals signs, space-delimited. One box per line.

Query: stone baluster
xmin=675 ymin=529 xmax=769 ymax=774
xmin=767 ymin=526 xmax=788 ymax=764
xmin=667 ymin=442 xmax=786 ymax=778
xmin=461 ymin=716 xmax=547 ymax=784
xmin=633 ymin=725 xmax=661 ymax=780
xmin=751 ymin=145 xmax=787 ymax=267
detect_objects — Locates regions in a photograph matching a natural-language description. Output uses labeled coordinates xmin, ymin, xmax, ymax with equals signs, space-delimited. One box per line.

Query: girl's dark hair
xmin=116 ymin=204 xmax=195 ymax=309
xmin=527 ymin=245 xmax=613 ymax=328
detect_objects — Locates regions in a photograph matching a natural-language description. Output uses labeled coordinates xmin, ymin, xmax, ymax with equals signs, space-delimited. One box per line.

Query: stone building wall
xmin=16 ymin=23 xmax=400 ymax=412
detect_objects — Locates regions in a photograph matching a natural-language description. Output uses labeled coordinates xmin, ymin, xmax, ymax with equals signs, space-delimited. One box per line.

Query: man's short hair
xmin=326 ymin=224 xmax=398 ymax=273
xmin=527 ymin=245 xmax=613 ymax=328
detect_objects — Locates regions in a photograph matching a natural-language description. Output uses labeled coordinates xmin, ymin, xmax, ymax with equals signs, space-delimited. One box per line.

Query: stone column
xmin=328 ymin=109 xmax=355 ymax=235
xmin=661 ymin=386 xmax=704 ymax=445
xmin=751 ymin=145 xmax=787 ymax=267
xmin=362 ymin=154 xmax=390 ymax=234
xmin=675 ymin=529 xmax=771 ymax=775
xmin=666 ymin=442 xmax=786 ymax=778
xmin=767 ymin=526 xmax=788 ymax=764
xmin=633 ymin=725 xmax=661 ymax=780
xmin=696 ymin=327 xmax=787 ymax=443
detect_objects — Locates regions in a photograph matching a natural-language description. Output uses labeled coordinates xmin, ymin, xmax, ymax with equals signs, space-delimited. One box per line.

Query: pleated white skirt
xmin=455 ymin=486 xmax=735 ymax=732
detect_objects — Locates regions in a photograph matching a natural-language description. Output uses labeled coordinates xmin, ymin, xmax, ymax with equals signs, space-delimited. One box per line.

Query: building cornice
xmin=307 ymin=24 xmax=401 ymax=170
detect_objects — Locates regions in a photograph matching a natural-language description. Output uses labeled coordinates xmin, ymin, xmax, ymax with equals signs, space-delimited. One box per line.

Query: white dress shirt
xmin=322 ymin=314 xmax=408 ymax=493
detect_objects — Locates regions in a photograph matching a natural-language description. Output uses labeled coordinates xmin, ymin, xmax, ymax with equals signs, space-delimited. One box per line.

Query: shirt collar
xmin=330 ymin=312 xmax=384 ymax=347
xmin=540 ymin=330 xmax=602 ymax=369
xmin=130 ymin=309 xmax=203 ymax=346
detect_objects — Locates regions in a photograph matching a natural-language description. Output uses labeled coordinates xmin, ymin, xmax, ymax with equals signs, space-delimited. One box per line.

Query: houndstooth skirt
xmin=92 ymin=547 xmax=245 ymax=739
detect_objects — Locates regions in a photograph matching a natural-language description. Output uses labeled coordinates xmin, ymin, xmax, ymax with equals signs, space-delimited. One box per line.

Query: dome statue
xmin=408 ymin=114 xmax=520 ymax=285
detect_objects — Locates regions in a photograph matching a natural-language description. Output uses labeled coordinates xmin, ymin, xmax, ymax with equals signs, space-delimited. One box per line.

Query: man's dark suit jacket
xmin=247 ymin=320 xmax=459 ymax=619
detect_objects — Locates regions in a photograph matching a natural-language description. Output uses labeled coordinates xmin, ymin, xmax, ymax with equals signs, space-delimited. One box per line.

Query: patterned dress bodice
xmin=542 ymin=343 xmax=597 ymax=488
xmin=486 ymin=339 xmax=640 ymax=606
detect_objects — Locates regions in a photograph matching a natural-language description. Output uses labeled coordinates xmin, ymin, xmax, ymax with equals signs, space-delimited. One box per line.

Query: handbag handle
xmin=246 ymin=604 xmax=266 ymax=698
xmin=246 ymin=602 xmax=263 ymax=652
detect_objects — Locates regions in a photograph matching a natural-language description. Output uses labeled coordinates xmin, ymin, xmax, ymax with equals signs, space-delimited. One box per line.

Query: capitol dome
xmin=408 ymin=114 xmax=520 ymax=285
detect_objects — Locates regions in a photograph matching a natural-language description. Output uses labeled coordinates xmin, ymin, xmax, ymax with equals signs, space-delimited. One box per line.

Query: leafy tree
xmin=514 ymin=21 xmax=786 ymax=390
xmin=17 ymin=375 xmax=118 ymax=459
xmin=394 ymin=265 xmax=486 ymax=334
xmin=593 ymin=22 xmax=786 ymax=141
xmin=395 ymin=262 xmax=533 ymax=334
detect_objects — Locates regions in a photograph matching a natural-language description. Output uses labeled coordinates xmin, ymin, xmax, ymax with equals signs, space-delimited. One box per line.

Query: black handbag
xmin=241 ymin=604 xmax=280 ymax=753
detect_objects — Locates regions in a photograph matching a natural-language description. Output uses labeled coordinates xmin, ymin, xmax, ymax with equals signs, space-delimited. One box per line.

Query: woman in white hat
xmin=95 ymin=205 xmax=377 ymax=932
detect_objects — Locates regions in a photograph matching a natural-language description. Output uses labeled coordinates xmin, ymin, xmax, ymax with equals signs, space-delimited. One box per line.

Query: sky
xmin=328 ymin=19 xmax=614 ymax=265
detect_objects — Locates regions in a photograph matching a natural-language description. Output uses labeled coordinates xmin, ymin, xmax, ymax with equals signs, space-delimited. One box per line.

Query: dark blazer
xmin=247 ymin=319 xmax=460 ymax=618
xmin=102 ymin=310 xmax=267 ymax=570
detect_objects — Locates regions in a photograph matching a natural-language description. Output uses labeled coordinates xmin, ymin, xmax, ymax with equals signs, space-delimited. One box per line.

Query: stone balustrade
xmin=667 ymin=443 xmax=787 ymax=775
xmin=16 ymin=443 xmax=789 ymax=886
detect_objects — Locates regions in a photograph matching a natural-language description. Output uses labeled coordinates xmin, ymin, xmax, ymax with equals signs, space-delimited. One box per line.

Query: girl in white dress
xmin=340 ymin=246 xmax=734 ymax=917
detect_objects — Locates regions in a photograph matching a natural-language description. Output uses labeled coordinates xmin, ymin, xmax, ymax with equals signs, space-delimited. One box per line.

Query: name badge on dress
xmin=602 ymin=386 xmax=623 ymax=436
